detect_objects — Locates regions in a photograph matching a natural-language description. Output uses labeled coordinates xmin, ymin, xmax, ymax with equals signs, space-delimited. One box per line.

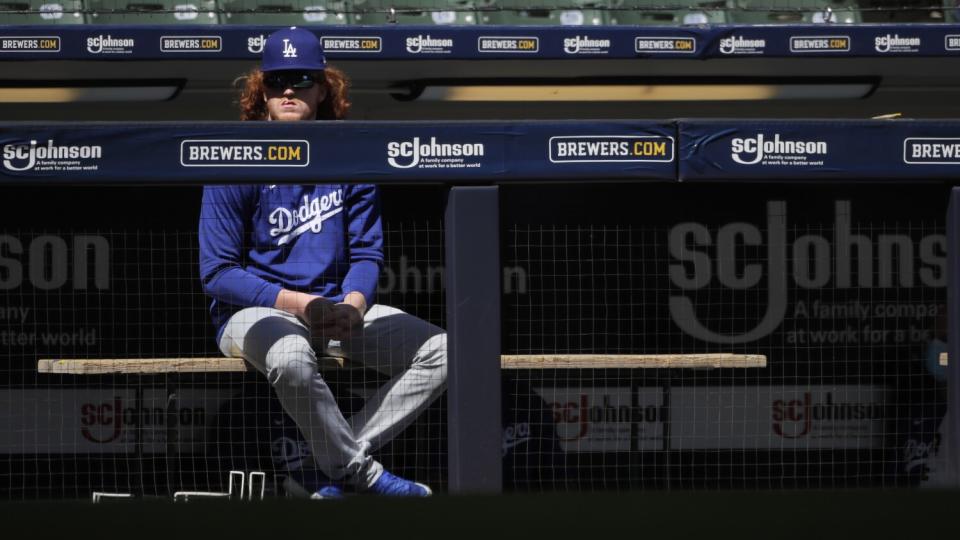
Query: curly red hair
xmin=238 ymin=65 xmax=351 ymax=121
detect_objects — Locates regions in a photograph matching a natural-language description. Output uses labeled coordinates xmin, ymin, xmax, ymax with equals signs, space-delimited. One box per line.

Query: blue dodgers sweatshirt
xmin=199 ymin=184 xmax=383 ymax=343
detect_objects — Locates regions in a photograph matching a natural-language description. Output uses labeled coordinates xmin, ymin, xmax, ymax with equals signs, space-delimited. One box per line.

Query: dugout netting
xmin=501 ymin=183 xmax=950 ymax=491
xmin=0 ymin=181 xmax=954 ymax=499
xmin=0 ymin=173 xmax=954 ymax=499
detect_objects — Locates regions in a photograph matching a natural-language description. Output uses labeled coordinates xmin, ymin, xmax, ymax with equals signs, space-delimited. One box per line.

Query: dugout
xmin=0 ymin=22 xmax=959 ymax=498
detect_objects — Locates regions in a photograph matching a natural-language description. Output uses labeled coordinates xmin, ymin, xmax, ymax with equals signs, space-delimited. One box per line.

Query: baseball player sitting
xmin=199 ymin=27 xmax=446 ymax=498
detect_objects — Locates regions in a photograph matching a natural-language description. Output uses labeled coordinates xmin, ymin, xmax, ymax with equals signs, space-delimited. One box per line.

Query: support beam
xmin=445 ymin=186 xmax=502 ymax=494
xmin=946 ymin=187 xmax=960 ymax=487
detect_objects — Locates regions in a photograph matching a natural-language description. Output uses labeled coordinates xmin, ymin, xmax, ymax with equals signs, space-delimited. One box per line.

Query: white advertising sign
xmin=671 ymin=385 xmax=886 ymax=449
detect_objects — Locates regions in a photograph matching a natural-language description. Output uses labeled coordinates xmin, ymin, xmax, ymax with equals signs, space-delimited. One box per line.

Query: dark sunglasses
xmin=263 ymin=71 xmax=323 ymax=90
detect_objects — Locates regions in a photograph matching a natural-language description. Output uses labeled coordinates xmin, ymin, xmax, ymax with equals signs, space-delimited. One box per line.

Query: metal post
xmin=166 ymin=377 xmax=179 ymax=496
xmin=946 ymin=187 xmax=960 ymax=487
xmin=444 ymin=186 xmax=502 ymax=494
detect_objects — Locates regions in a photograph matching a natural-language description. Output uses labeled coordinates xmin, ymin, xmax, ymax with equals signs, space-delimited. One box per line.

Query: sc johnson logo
xmin=563 ymin=35 xmax=611 ymax=55
xmin=771 ymin=391 xmax=883 ymax=440
xmin=540 ymin=387 xmax=665 ymax=452
xmin=387 ymin=137 xmax=484 ymax=169
xmin=247 ymin=34 xmax=266 ymax=54
xmin=719 ymin=35 xmax=766 ymax=55
xmin=406 ymin=34 xmax=453 ymax=54
xmin=81 ymin=396 xmax=205 ymax=444
xmin=789 ymin=35 xmax=850 ymax=52
xmin=549 ymin=136 xmax=674 ymax=163
xmin=634 ymin=37 xmax=695 ymax=54
xmin=549 ymin=393 xmax=665 ymax=443
xmin=0 ymin=36 xmax=60 ymax=52
xmin=160 ymin=35 xmax=222 ymax=52
xmin=2 ymin=139 xmax=102 ymax=172
xmin=874 ymin=34 xmax=921 ymax=53
xmin=668 ymin=200 xmax=946 ymax=344
xmin=904 ymin=138 xmax=960 ymax=164
xmin=730 ymin=133 xmax=827 ymax=166
xmin=180 ymin=140 xmax=309 ymax=167
xmin=478 ymin=36 xmax=539 ymax=53
xmin=321 ymin=36 xmax=382 ymax=53
xmin=86 ymin=34 xmax=135 ymax=55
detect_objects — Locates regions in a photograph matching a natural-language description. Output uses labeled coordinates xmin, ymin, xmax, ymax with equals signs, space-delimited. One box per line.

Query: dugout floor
xmin=3 ymin=491 xmax=957 ymax=539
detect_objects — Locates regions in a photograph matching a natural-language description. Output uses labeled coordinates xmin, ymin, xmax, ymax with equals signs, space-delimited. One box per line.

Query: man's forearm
xmin=274 ymin=289 xmax=321 ymax=320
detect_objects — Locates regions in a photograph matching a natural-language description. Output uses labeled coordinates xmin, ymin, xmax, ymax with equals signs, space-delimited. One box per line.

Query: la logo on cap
xmin=261 ymin=26 xmax=325 ymax=72
xmin=282 ymin=38 xmax=297 ymax=58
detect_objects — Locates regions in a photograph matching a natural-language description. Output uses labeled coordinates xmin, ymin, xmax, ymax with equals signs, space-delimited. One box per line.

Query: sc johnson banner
xmin=0 ymin=388 xmax=231 ymax=454
xmin=534 ymin=387 xmax=665 ymax=452
xmin=664 ymin=197 xmax=945 ymax=348
xmin=0 ymin=389 xmax=137 ymax=454
xmin=670 ymin=386 xmax=887 ymax=449
xmin=679 ymin=119 xmax=960 ymax=180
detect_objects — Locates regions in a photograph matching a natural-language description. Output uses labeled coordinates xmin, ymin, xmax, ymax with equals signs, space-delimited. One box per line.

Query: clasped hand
xmin=305 ymin=297 xmax=363 ymax=343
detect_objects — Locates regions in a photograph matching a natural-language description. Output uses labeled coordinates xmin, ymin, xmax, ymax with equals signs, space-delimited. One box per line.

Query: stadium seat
xmin=606 ymin=0 xmax=727 ymax=25
xmin=86 ymin=0 xmax=220 ymax=23
xmin=725 ymin=0 xmax=861 ymax=23
xmin=477 ymin=0 xmax=610 ymax=25
xmin=944 ymin=0 xmax=959 ymax=22
xmin=219 ymin=0 xmax=349 ymax=24
xmin=0 ymin=0 xmax=86 ymax=24
xmin=351 ymin=0 xmax=478 ymax=24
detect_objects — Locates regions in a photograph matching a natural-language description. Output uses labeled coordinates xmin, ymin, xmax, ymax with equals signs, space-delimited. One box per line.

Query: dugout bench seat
xmin=38 ymin=352 xmax=766 ymax=374
xmin=37 ymin=352 xmax=766 ymax=500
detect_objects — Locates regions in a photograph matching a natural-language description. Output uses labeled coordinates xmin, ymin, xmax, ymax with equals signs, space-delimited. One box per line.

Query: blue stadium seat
xmin=86 ymin=0 xmax=220 ymax=23
xmin=0 ymin=0 xmax=86 ymax=24
xmin=607 ymin=0 xmax=728 ymax=25
xmin=477 ymin=0 xmax=610 ymax=25
xmin=351 ymin=0 xmax=478 ymax=24
xmin=219 ymin=0 xmax=349 ymax=24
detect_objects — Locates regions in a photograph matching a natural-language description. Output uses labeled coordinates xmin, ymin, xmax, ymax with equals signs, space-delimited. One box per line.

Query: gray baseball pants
xmin=217 ymin=304 xmax=447 ymax=486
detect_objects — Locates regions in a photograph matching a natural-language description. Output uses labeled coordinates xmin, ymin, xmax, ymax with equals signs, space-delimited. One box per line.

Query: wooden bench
xmin=38 ymin=352 xmax=765 ymax=499
xmin=38 ymin=353 xmax=766 ymax=374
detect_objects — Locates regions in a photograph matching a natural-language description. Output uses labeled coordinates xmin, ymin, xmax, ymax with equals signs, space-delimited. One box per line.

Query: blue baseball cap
xmin=261 ymin=27 xmax=326 ymax=72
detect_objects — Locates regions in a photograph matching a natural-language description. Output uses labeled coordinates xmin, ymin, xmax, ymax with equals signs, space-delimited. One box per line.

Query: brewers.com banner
xmin=8 ymin=120 xmax=960 ymax=183
xmin=0 ymin=121 xmax=676 ymax=182
xmin=5 ymin=25 xmax=960 ymax=59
